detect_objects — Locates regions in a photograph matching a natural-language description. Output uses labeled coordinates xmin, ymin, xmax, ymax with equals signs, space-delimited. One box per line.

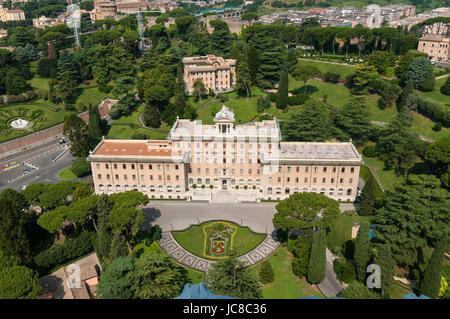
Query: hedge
xmin=33 ymin=232 xmax=95 ymax=275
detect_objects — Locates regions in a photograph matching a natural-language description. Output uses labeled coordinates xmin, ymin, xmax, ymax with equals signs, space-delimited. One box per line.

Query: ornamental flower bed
xmin=202 ymin=221 xmax=237 ymax=259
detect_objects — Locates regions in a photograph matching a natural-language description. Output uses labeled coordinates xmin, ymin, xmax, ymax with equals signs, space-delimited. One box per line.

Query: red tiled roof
xmin=94 ymin=140 xmax=178 ymax=157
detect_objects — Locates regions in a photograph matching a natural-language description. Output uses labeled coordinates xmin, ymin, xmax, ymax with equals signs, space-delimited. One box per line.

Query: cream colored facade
xmin=89 ymin=106 xmax=364 ymax=202
xmin=183 ymin=55 xmax=236 ymax=94
xmin=418 ymin=34 xmax=450 ymax=62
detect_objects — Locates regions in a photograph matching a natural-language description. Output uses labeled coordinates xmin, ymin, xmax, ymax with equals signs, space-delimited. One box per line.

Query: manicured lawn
xmin=411 ymin=112 xmax=450 ymax=141
xmin=248 ymin=247 xmax=322 ymax=299
xmin=327 ymin=214 xmax=371 ymax=256
xmin=106 ymin=125 xmax=168 ymax=140
xmin=296 ymin=59 xmax=355 ymax=79
xmin=135 ymin=241 xmax=205 ymax=284
xmin=113 ymin=104 xmax=145 ymax=125
xmin=172 ymin=220 xmax=266 ymax=261
xmin=0 ymin=104 xmax=74 ymax=143
xmin=388 ymin=282 xmax=413 ymax=299
xmin=58 ymin=166 xmax=77 ymax=179
xmin=197 ymin=97 xmax=261 ymax=125
xmin=417 ymin=76 xmax=449 ymax=104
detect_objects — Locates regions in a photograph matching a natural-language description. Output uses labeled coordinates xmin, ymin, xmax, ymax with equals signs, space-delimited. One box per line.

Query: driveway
xmin=317 ymin=248 xmax=347 ymax=297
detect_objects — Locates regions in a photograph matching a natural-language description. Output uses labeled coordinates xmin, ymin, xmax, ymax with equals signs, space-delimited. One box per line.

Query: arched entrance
xmin=222 ymin=179 xmax=227 ymax=189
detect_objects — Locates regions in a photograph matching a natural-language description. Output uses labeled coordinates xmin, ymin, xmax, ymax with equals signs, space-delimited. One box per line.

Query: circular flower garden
xmin=171 ymin=220 xmax=266 ymax=260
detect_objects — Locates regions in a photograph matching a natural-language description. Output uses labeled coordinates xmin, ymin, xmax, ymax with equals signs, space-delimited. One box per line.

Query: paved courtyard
xmin=143 ymin=202 xmax=279 ymax=235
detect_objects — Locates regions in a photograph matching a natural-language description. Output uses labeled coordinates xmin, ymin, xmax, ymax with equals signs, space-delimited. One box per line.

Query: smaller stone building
xmin=183 ymin=55 xmax=236 ymax=94
xmin=418 ymin=34 xmax=450 ymax=62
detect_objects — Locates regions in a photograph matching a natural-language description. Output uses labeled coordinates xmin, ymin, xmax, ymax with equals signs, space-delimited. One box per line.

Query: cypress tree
xmin=307 ymin=229 xmax=326 ymax=284
xmin=397 ymin=78 xmax=413 ymax=112
xmin=277 ymin=70 xmax=288 ymax=110
xmin=142 ymin=104 xmax=161 ymax=128
xmin=259 ymin=260 xmax=274 ymax=284
xmin=88 ymin=104 xmax=103 ymax=148
xmin=374 ymin=244 xmax=395 ymax=297
xmin=440 ymin=77 xmax=450 ymax=95
xmin=357 ymin=177 xmax=378 ymax=216
xmin=420 ymin=233 xmax=447 ymax=298
xmin=354 ymin=221 xmax=371 ymax=282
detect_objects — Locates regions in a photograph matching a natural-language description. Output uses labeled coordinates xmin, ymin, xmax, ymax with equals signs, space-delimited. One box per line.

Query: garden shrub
xmin=432 ymin=123 xmax=442 ymax=132
xmin=343 ymin=240 xmax=355 ymax=259
xmin=276 ymin=228 xmax=288 ymax=243
xmin=324 ymin=72 xmax=340 ymax=83
xmin=268 ymin=92 xmax=278 ymax=103
xmin=363 ymin=145 xmax=377 ymax=157
xmin=71 ymin=158 xmax=91 ymax=178
xmin=287 ymin=236 xmax=297 ymax=253
xmin=440 ymin=77 xmax=450 ymax=95
xmin=259 ymin=261 xmax=274 ymax=284
xmin=99 ymin=84 xmax=113 ymax=93
xmin=333 ymin=259 xmax=356 ymax=284
xmin=33 ymin=232 xmax=94 ymax=275
xmin=131 ymin=132 xmax=147 ymax=140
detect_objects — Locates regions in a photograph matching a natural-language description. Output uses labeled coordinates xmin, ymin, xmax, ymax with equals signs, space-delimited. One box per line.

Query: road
xmin=0 ymin=142 xmax=75 ymax=192
xmin=318 ymin=248 xmax=347 ymax=297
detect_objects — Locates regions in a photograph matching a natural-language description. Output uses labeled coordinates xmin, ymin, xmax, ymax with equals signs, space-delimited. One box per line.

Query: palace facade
xmin=88 ymin=106 xmax=364 ymax=203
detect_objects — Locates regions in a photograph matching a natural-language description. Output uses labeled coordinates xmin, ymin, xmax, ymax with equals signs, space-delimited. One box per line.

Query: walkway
xmin=158 ymin=231 xmax=279 ymax=272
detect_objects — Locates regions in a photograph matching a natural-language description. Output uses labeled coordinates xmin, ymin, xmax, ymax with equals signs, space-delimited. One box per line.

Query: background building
xmin=418 ymin=34 xmax=450 ymax=62
xmin=183 ymin=55 xmax=236 ymax=94
xmin=89 ymin=106 xmax=363 ymax=203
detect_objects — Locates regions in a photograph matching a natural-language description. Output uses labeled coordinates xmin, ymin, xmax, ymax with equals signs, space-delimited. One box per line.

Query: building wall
xmin=418 ymin=38 xmax=450 ymax=61
xmin=91 ymin=161 xmax=188 ymax=199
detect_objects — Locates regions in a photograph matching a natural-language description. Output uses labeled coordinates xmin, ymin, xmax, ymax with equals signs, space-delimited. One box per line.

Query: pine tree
xmin=307 ymin=229 xmax=326 ymax=284
xmin=259 ymin=260 xmax=274 ymax=284
xmin=109 ymin=231 xmax=129 ymax=261
xmin=420 ymin=233 xmax=447 ymax=298
xmin=440 ymin=77 xmax=450 ymax=95
xmin=354 ymin=221 xmax=371 ymax=282
xmin=57 ymin=50 xmax=79 ymax=82
xmin=397 ymin=78 xmax=414 ymax=112
xmin=277 ymin=70 xmax=288 ymax=110
xmin=142 ymin=104 xmax=161 ymax=128
xmin=207 ymin=251 xmax=262 ymax=299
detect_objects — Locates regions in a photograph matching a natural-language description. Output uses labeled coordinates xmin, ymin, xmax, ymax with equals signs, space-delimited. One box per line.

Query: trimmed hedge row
xmin=33 ymin=232 xmax=95 ymax=275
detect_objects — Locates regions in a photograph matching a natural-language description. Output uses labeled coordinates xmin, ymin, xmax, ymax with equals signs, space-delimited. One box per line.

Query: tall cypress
xmin=397 ymin=78 xmax=413 ymax=112
xmin=88 ymin=104 xmax=103 ymax=148
xmin=277 ymin=70 xmax=288 ymax=110
xmin=354 ymin=221 xmax=371 ymax=282
xmin=420 ymin=233 xmax=447 ymax=298
xmin=307 ymin=229 xmax=326 ymax=284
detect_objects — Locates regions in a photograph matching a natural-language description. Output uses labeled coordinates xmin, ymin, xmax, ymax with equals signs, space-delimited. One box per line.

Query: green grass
xmin=248 ymin=247 xmax=322 ymax=299
xmin=197 ymin=97 xmax=261 ymax=125
xmin=106 ymin=125 xmax=168 ymax=140
xmin=327 ymin=214 xmax=371 ymax=256
xmin=171 ymin=220 xmax=266 ymax=261
xmin=387 ymin=282 xmax=413 ymax=299
xmin=296 ymin=59 xmax=355 ymax=79
xmin=136 ymin=241 xmax=205 ymax=284
xmin=361 ymin=155 xmax=403 ymax=190
xmin=58 ymin=166 xmax=77 ymax=179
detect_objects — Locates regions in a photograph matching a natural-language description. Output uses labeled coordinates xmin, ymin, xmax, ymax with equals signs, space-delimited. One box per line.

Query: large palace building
xmin=88 ymin=106 xmax=364 ymax=203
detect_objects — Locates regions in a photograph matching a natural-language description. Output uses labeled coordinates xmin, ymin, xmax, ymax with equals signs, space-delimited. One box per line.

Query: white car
xmin=21 ymin=185 xmax=28 ymax=190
